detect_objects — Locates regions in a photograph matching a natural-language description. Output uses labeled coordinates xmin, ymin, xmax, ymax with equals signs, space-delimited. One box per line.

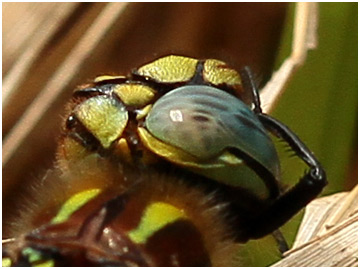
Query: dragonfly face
xmin=59 ymin=55 xmax=280 ymax=200
xmin=3 ymin=55 xmax=326 ymax=267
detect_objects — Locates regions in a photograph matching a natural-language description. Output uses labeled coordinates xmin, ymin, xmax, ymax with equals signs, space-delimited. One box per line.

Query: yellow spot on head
xmin=51 ymin=188 xmax=101 ymax=224
xmin=94 ymin=75 xmax=126 ymax=83
xmin=128 ymin=202 xmax=186 ymax=244
xmin=75 ymin=96 xmax=128 ymax=148
xmin=136 ymin=55 xmax=198 ymax=83
xmin=136 ymin=104 xmax=152 ymax=120
xmin=113 ymin=84 xmax=155 ymax=106
xmin=203 ymin=59 xmax=242 ymax=87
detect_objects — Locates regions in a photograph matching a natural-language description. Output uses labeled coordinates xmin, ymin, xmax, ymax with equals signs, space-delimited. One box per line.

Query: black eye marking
xmin=194 ymin=98 xmax=229 ymax=112
xmin=192 ymin=115 xmax=210 ymax=122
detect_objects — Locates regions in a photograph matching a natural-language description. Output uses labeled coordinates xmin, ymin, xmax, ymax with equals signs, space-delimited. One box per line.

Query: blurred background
xmin=2 ymin=3 xmax=357 ymax=266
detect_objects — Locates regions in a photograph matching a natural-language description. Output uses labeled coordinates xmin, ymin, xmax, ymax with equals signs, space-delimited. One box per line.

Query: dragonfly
xmin=3 ymin=3 xmax=326 ymax=267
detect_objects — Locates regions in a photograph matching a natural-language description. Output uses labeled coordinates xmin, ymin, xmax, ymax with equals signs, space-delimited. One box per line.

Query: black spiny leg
xmin=240 ymin=66 xmax=262 ymax=114
xmin=239 ymin=66 xmax=327 ymax=240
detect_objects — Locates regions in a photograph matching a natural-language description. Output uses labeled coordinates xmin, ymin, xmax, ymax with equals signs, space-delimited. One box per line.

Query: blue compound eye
xmin=145 ymin=85 xmax=280 ymax=179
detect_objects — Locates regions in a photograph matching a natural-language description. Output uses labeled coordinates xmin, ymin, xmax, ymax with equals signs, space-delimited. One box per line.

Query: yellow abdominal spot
xmin=51 ymin=188 xmax=101 ymax=224
xmin=128 ymin=202 xmax=186 ymax=244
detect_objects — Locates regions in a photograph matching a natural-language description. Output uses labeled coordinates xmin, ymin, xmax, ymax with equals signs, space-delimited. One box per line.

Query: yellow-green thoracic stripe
xmin=51 ymin=188 xmax=101 ymax=224
xmin=128 ymin=202 xmax=186 ymax=244
xmin=21 ymin=247 xmax=55 ymax=267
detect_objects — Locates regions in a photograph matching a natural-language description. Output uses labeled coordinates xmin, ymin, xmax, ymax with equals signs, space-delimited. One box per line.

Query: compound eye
xmin=145 ymin=85 xmax=275 ymax=165
xmin=145 ymin=85 xmax=232 ymax=159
